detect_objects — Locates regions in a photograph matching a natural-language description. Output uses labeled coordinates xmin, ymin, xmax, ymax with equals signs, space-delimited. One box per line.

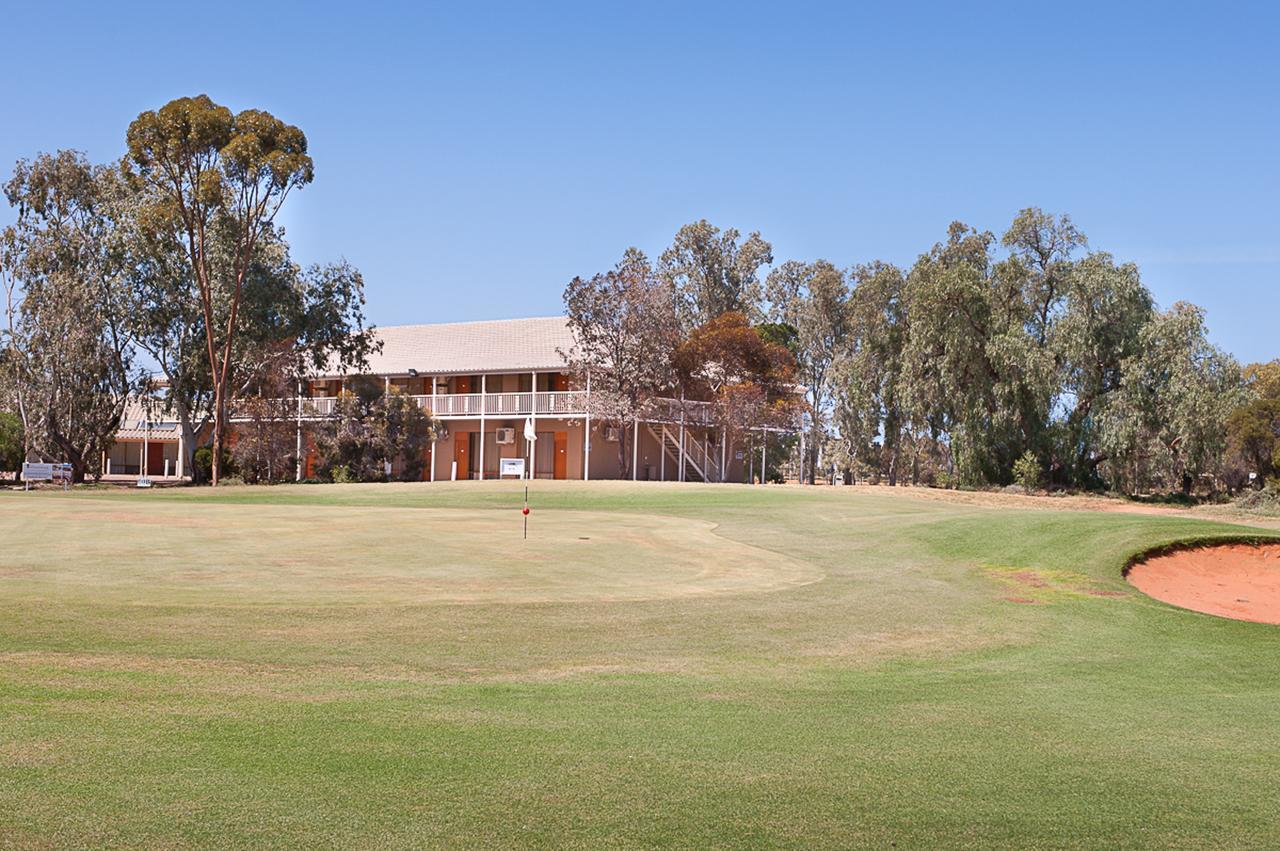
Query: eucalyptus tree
xmin=562 ymin=248 xmax=679 ymax=477
xmin=125 ymin=95 xmax=314 ymax=484
xmin=1224 ymin=361 xmax=1280 ymax=489
xmin=898 ymin=222 xmax=1012 ymax=484
xmin=1049 ymin=252 xmax=1154 ymax=484
xmin=1001 ymin=207 xmax=1087 ymax=345
xmin=0 ymin=225 xmax=27 ymax=457
xmin=659 ymin=220 xmax=772 ymax=328
xmin=834 ymin=261 xmax=907 ymax=483
xmin=2 ymin=151 xmax=140 ymax=481
xmin=122 ymin=205 xmax=377 ymax=480
xmin=765 ymin=258 xmax=848 ymax=483
xmin=1098 ymin=302 xmax=1243 ymax=494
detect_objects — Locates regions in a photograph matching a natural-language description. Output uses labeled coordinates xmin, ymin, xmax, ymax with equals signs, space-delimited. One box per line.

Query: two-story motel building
xmin=104 ymin=316 xmax=753 ymax=484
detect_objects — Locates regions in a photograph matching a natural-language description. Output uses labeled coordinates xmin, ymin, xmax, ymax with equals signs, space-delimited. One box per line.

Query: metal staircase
xmin=648 ymin=424 xmax=720 ymax=482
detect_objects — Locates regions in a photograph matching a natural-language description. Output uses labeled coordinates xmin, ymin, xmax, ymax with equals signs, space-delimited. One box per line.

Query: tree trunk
xmin=211 ymin=384 xmax=226 ymax=486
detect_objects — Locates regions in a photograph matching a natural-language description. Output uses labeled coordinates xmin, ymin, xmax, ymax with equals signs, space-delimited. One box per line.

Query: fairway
xmin=3 ymin=481 xmax=1280 ymax=848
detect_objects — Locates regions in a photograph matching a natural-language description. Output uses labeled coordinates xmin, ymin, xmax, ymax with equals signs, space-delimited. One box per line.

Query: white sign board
xmin=499 ymin=457 xmax=526 ymax=478
xmin=22 ymin=462 xmax=55 ymax=481
xmin=22 ymin=462 xmax=72 ymax=489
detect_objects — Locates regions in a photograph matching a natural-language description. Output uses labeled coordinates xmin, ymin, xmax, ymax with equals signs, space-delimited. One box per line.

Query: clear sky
xmin=3 ymin=1 xmax=1276 ymax=362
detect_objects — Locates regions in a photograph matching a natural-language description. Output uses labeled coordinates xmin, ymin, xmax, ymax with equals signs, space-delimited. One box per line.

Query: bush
xmin=1012 ymin=450 xmax=1041 ymax=493
xmin=0 ymin=412 xmax=23 ymax=472
xmin=330 ymin=464 xmax=355 ymax=484
xmin=193 ymin=447 xmax=213 ymax=481
xmin=192 ymin=446 xmax=234 ymax=483
xmin=1236 ymin=483 xmax=1280 ymax=516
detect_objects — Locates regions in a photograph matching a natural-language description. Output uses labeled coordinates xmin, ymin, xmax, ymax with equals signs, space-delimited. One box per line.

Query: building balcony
xmin=230 ymin=391 xmax=717 ymax=425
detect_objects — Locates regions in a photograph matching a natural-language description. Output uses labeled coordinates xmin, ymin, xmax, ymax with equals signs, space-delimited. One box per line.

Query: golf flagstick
xmin=523 ymin=485 xmax=529 ymax=539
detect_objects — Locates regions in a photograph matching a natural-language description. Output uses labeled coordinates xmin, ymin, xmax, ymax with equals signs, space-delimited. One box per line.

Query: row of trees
xmin=565 ymin=213 xmax=1272 ymax=494
xmin=0 ymin=96 xmax=378 ymax=483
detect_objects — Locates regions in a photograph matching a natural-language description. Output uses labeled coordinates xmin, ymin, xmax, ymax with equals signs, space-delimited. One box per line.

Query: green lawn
xmin=2 ymin=481 xmax=1278 ymax=848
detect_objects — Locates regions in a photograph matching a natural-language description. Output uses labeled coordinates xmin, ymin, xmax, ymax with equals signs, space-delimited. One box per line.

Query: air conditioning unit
xmin=495 ymin=427 xmax=516 ymax=445
xmin=604 ymin=426 xmax=621 ymax=442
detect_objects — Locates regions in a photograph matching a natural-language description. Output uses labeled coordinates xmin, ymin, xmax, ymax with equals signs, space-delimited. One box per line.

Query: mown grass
xmin=2 ymin=481 xmax=1279 ymax=848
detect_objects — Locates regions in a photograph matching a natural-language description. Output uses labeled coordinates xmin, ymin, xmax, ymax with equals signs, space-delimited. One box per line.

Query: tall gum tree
xmin=125 ymin=95 xmax=313 ymax=485
xmin=765 ymin=259 xmax=849 ymax=484
xmin=2 ymin=151 xmax=139 ymax=481
xmin=562 ymin=249 xmax=679 ymax=477
xmin=659 ymin=220 xmax=772 ymax=329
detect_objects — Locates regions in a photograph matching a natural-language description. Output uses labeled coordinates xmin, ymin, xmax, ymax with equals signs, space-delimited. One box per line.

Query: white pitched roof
xmin=339 ymin=316 xmax=576 ymax=377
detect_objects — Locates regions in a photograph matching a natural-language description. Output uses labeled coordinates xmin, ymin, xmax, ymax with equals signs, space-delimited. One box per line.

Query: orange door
xmin=455 ymin=376 xmax=472 ymax=394
xmin=454 ymin=433 xmax=470 ymax=479
xmin=554 ymin=432 xmax=568 ymax=480
xmin=146 ymin=442 xmax=166 ymax=477
xmin=552 ymin=373 xmax=571 ymax=391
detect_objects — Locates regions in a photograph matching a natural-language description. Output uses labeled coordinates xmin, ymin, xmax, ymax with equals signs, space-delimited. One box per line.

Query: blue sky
xmin=3 ymin=1 xmax=1276 ymax=362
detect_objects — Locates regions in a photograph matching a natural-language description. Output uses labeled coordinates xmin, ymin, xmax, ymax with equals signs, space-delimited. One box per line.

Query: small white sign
xmin=499 ymin=458 xmax=526 ymax=478
xmin=22 ymin=462 xmax=54 ymax=481
xmin=22 ymin=462 xmax=71 ymax=490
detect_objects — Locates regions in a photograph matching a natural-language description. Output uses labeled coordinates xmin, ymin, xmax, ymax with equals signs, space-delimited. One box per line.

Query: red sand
xmin=1127 ymin=543 xmax=1280 ymax=624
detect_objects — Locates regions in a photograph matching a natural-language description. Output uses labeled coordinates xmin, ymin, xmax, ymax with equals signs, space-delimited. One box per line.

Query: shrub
xmin=1012 ymin=450 xmax=1041 ymax=493
xmin=192 ymin=446 xmax=234 ymax=483
xmin=1236 ymin=487 xmax=1280 ymax=516
xmin=193 ymin=447 xmax=213 ymax=481
xmin=330 ymin=464 xmax=355 ymax=484
xmin=0 ymin=412 xmax=23 ymax=472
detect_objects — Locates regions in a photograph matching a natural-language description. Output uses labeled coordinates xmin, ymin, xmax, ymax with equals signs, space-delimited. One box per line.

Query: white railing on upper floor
xmin=230 ymin=390 xmax=722 ymax=424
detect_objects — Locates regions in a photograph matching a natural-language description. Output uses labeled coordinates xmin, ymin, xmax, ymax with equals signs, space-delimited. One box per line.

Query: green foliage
xmin=765 ymin=258 xmax=849 ymax=484
xmin=1098 ymin=302 xmax=1244 ymax=494
xmin=193 ymin=446 xmax=213 ymax=480
xmin=192 ymin=446 xmax=232 ymax=483
xmin=754 ymin=321 xmax=799 ymax=356
xmin=0 ymin=410 xmax=23 ymax=470
xmin=1013 ymin=450 xmax=1042 ymax=492
xmin=329 ymin=464 xmax=354 ymax=484
xmin=659 ymin=220 xmax=772 ymax=327
xmin=313 ymin=377 xmax=436 ymax=482
xmin=1223 ymin=360 xmax=1280 ymax=491
xmin=2 ymin=150 xmax=141 ymax=481
xmin=126 ymin=94 xmax=315 ymax=485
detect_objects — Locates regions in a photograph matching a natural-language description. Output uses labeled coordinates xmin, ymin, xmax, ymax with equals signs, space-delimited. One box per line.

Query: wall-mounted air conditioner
xmin=495 ymin=427 xmax=516 ymax=444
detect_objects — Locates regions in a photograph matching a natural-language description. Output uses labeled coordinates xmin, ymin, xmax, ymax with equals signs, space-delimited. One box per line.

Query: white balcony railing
xmin=232 ymin=390 xmax=720 ymax=424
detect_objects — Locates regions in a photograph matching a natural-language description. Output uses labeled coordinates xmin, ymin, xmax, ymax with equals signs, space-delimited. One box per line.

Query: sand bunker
xmin=1127 ymin=542 xmax=1280 ymax=624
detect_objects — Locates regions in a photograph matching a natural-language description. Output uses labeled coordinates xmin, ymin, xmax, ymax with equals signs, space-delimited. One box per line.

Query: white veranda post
xmin=478 ymin=374 xmax=486 ymax=481
xmin=720 ymin=429 xmax=727 ymax=484
xmin=529 ymin=370 xmax=537 ymax=479
xmin=430 ymin=375 xmax=437 ymax=482
xmin=295 ymin=379 xmax=303 ymax=482
xmin=799 ymin=423 xmax=806 ymax=486
xmin=632 ymin=419 xmax=639 ymax=481
xmin=583 ymin=371 xmax=591 ymax=481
